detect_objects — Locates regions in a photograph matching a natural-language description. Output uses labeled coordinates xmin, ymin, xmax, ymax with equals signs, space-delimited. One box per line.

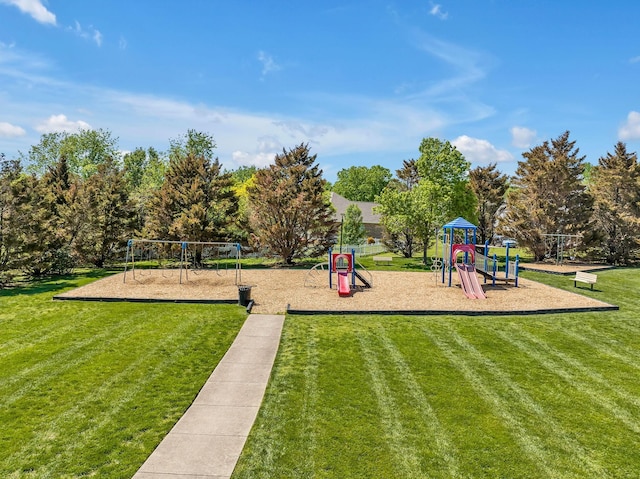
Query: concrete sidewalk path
xmin=133 ymin=314 xmax=285 ymax=479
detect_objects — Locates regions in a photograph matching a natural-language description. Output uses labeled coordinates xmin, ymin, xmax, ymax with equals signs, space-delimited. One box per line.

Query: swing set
xmin=123 ymin=239 xmax=242 ymax=284
xmin=542 ymin=233 xmax=581 ymax=265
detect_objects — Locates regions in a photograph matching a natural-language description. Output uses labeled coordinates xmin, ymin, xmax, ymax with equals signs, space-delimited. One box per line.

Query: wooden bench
xmin=373 ymin=256 xmax=393 ymax=265
xmin=573 ymin=271 xmax=597 ymax=290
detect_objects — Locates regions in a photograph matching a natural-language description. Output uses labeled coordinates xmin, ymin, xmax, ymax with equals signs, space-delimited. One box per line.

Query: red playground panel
xmin=332 ymin=253 xmax=353 ymax=272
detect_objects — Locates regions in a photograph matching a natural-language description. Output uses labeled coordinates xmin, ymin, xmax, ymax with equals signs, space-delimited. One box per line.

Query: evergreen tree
xmin=0 ymin=156 xmax=23 ymax=284
xmin=146 ymin=153 xmax=238 ymax=244
xmin=589 ymin=142 xmax=640 ymax=264
xmin=11 ymin=173 xmax=63 ymax=276
xmin=248 ymin=143 xmax=337 ymax=264
xmin=341 ymin=204 xmax=366 ymax=245
xmin=73 ymin=159 xmax=136 ymax=267
xmin=499 ymin=131 xmax=593 ymax=261
xmin=41 ymin=156 xmax=82 ymax=273
xmin=469 ymin=163 xmax=509 ymax=245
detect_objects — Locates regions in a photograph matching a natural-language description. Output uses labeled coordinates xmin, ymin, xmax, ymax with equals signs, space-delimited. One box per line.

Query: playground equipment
xmin=441 ymin=217 xmax=478 ymax=288
xmin=543 ymin=233 xmax=581 ymax=264
xmin=440 ymin=217 xmax=520 ymax=298
xmin=476 ymin=240 xmax=520 ymax=287
xmin=325 ymin=248 xmax=372 ymax=297
xmin=123 ymin=239 xmax=242 ymax=284
xmin=451 ymin=244 xmax=486 ymax=299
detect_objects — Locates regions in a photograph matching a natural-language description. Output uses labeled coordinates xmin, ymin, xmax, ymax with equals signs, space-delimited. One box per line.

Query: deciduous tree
xmin=416 ymin=138 xmax=476 ymax=262
xmin=341 ymin=204 xmax=366 ymax=245
xmin=376 ymin=185 xmax=416 ymax=258
xmin=22 ymin=129 xmax=120 ymax=179
xmin=248 ymin=143 xmax=337 ymax=264
xmin=332 ymin=165 xmax=392 ymax=202
xmin=376 ymin=138 xmax=477 ymax=263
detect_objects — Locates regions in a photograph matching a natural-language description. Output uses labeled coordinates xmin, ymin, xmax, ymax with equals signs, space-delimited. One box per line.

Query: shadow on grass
xmin=0 ymin=269 xmax=116 ymax=297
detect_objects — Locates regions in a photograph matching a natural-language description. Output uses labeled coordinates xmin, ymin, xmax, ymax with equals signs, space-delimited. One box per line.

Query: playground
xmin=55 ymin=226 xmax=616 ymax=314
xmin=56 ymin=267 xmax=615 ymax=314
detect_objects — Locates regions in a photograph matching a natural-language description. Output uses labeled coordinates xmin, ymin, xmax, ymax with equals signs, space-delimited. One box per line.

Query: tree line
xmin=0 ymin=129 xmax=338 ymax=285
xmin=1 ymin=128 xmax=638 ymax=285
xmin=332 ymin=131 xmax=640 ymax=266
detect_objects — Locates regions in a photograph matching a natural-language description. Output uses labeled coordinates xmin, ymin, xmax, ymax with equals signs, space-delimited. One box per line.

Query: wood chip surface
xmin=56 ymin=268 xmax=614 ymax=315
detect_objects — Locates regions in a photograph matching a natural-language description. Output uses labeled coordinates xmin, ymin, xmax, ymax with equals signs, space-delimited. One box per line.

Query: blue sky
xmin=1 ymin=0 xmax=639 ymax=181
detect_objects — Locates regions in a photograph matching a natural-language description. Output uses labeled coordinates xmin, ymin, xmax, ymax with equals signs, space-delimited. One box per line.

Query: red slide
xmin=455 ymin=263 xmax=476 ymax=299
xmin=337 ymin=271 xmax=351 ymax=297
xmin=466 ymin=265 xmax=487 ymax=299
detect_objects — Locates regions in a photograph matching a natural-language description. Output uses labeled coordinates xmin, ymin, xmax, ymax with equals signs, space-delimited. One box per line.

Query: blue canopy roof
xmin=442 ymin=217 xmax=477 ymax=230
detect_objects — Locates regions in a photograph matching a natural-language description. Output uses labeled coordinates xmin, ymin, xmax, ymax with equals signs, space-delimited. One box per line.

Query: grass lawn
xmin=0 ymin=271 xmax=246 ymax=478
xmin=233 ymin=267 xmax=640 ymax=478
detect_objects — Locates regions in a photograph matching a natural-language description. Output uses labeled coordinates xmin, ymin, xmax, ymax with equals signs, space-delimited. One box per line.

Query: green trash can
xmin=238 ymin=285 xmax=252 ymax=306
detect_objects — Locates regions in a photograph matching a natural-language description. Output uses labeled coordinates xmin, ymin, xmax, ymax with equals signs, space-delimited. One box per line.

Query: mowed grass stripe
xmin=421 ymin=326 xmax=559 ymax=479
xmin=0 ymin=304 xmax=151 ymax=384
xmin=549 ymin=324 xmax=640 ymax=374
xmin=25 ymin=319 xmax=206 ymax=478
xmin=442 ymin=323 xmax=605 ymax=477
xmin=376 ymin=328 xmax=461 ymax=478
xmin=300 ymin=322 xmax=319 ymax=476
xmin=495 ymin=327 xmax=640 ymax=435
xmin=0 ymin=307 xmax=107 ymax=360
xmin=507 ymin=324 xmax=640 ymax=411
xmin=232 ymin=320 xmax=307 ymax=478
xmin=357 ymin=333 xmax=424 ymax=478
xmin=0 ymin=310 xmax=154 ymax=407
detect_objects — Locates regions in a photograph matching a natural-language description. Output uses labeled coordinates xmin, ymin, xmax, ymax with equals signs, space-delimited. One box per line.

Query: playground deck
xmin=55 ymin=269 xmax=616 ymax=315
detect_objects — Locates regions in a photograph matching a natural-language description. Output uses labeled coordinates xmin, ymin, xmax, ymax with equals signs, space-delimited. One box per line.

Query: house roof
xmin=329 ymin=192 xmax=381 ymax=225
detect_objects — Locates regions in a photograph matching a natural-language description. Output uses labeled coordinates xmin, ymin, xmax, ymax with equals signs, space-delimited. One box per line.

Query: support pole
xmin=483 ymin=240 xmax=489 ymax=283
xmin=351 ymin=249 xmax=356 ymax=288
xmin=180 ymin=242 xmax=186 ymax=284
xmin=328 ymin=247 xmax=333 ymax=289
xmin=505 ymin=242 xmax=511 ymax=279
xmin=492 ymin=253 xmax=497 ymax=286
xmin=123 ymin=239 xmax=132 ymax=283
xmin=236 ymin=243 xmax=242 ymax=285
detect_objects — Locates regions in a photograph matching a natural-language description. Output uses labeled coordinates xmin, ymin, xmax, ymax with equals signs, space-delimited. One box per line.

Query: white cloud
xmin=0 ymin=121 xmax=26 ymax=137
xmin=452 ymin=135 xmax=513 ymax=164
xmin=630 ymin=56 xmax=640 ymax=64
xmin=0 ymin=0 xmax=56 ymax=25
xmin=93 ymin=29 xmax=103 ymax=47
xmin=0 ymin=43 xmax=482 ymax=177
xmin=619 ymin=111 xmax=640 ymax=141
xmin=257 ymin=51 xmax=281 ymax=78
xmin=68 ymin=21 xmax=103 ymax=46
xmin=429 ymin=2 xmax=448 ymax=20
xmin=409 ymin=32 xmax=490 ymax=99
xmin=119 ymin=36 xmax=127 ymax=50
xmin=35 ymin=114 xmax=91 ymax=133
xmin=510 ymin=126 xmax=537 ymax=148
